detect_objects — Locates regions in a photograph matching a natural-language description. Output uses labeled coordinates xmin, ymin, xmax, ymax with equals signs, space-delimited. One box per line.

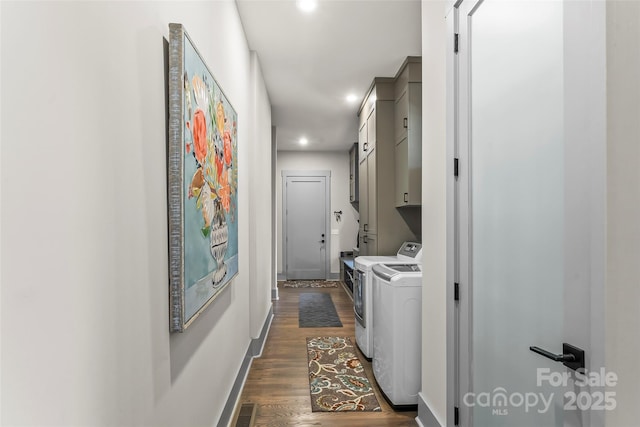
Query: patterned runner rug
xmin=306 ymin=336 xmax=381 ymax=412
xmin=281 ymin=280 xmax=339 ymax=288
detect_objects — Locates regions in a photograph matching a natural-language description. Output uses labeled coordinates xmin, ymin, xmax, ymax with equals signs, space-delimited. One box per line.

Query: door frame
xmin=451 ymin=1 xmax=607 ymax=426
xmin=281 ymin=170 xmax=331 ymax=280
xmin=446 ymin=3 xmax=461 ymax=427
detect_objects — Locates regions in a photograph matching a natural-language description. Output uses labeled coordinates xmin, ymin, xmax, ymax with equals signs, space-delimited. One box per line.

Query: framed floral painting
xmin=168 ymin=23 xmax=239 ymax=332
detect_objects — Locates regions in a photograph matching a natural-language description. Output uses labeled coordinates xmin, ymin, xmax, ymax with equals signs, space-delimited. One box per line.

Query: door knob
xmin=529 ymin=343 xmax=585 ymax=371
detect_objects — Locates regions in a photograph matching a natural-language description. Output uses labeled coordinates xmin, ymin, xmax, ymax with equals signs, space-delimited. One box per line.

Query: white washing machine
xmin=353 ymin=242 xmax=422 ymax=359
xmin=372 ymin=262 xmax=422 ymax=409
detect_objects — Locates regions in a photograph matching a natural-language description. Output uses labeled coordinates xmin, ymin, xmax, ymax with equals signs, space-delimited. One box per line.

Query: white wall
xmin=276 ymin=151 xmax=358 ymax=276
xmin=606 ymin=1 xmax=640 ymax=425
xmin=420 ymin=1 xmax=448 ymax=426
xmin=248 ymin=51 xmax=273 ymax=338
xmin=0 ymin=1 xmax=272 ymax=426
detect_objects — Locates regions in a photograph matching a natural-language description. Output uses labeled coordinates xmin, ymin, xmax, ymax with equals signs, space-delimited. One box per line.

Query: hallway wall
xmin=1 ymin=1 xmax=272 ymax=426
xmin=420 ymin=1 xmax=449 ymax=425
xmin=605 ymin=1 xmax=640 ymax=425
xmin=248 ymin=51 xmax=274 ymax=339
xmin=276 ymin=151 xmax=359 ymax=277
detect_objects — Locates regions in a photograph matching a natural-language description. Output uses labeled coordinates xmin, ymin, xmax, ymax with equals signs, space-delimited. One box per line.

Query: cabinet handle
xmin=403 ymin=117 xmax=408 ymax=128
xmin=363 ymin=235 xmax=368 ymax=244
xmin=364 ymin=224 xmax=368 ymax=232
xmin=350 ymin=195 xmax=354 ymax=201
xmin=404 ymin=193 xmax=408 ymax=203
xmin=363 ymin=142 xmax=368 ymax=152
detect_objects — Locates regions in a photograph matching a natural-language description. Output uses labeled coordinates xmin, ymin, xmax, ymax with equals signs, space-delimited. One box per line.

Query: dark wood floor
xmin=236 ymin=283 xmax=418 ymax=427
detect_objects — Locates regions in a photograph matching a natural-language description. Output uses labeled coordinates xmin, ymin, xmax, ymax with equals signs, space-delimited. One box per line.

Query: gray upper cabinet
xmin=358 ymin=99 xmax=378 ymax=161
xmin=394 ymin=58 xmax=422 ymax=207
xmin=358 ymin=121 xmax=368 ymax=162
xmin=349 ymin=143 xmax=359 ymax=207
xmin=358 ymin=150 xmax=368 ymax=234
xmin=395 ymin=89 xmax=409 ymax=143
xmin=356 ymin=78 xmax=415 ymax=255
xmin=395 ymin=137 xmax=409 ymax=206
xmin=366 ymin=109 xmax=376 ymax=154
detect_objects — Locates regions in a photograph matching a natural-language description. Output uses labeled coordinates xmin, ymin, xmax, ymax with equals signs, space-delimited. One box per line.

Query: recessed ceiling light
xmin=299 ymin=137 xmax=308 ymax=146
xmin=297 ymin=0 xmax=317 ymax=13
xmin=346 ymin=94 xmax=358 ymax=103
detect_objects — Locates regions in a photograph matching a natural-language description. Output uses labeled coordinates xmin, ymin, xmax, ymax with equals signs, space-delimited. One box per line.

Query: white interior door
xmin=284 ymin=172 xmax=329 ymax=280
xmin=456 ymin=1 xmax=606 ymax=426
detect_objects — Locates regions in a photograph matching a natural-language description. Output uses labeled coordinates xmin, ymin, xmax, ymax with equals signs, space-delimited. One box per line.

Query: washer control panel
xmin=397 ymin=242 xmax=423 ymax=260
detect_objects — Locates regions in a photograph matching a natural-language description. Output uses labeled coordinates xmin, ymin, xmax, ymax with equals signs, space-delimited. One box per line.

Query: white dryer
xmin=353 ymin=242 xmax=422 ymax=359
xmin=372 ymin=263 xmax=422 ymax=409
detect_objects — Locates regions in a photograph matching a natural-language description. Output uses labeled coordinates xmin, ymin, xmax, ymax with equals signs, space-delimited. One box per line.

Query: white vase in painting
xmin=210 ymin=199 xmax=228 ymax=287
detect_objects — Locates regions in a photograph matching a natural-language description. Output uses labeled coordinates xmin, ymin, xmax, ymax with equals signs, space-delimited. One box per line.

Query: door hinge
xmin=454 ymin=406 xmax=460 ymax=425
xmin=454 ymin=33 xmax=459 ymax=54
xmin=454 ymin=282 xmax=460 ymax=301
xmin=454 ymin=158 xmax=459 ymax=178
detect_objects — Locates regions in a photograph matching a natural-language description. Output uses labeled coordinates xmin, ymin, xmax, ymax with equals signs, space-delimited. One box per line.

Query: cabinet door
xmin=358 ymin=155 xmax=368 ymax=232
xmin=366 ymin=234 xmax=377 ymax=256
xmin=358 ymin=121 xmax=368 ymax=162
xmin=359 ymin=234 xmax=368 ymax=256
xmin=395 ymin=89 xmax=408 ymax=144
xmin=366 ymin=149 xmax=377 ymax=235
xmin=366 ymin=108 xmax=376 ymax=153
xmin=395 ymin=82 xmax=422 ymax=206
xmin=406 ymin=83 xmax=422 ymax=205
xmin=395 ymin=137 xmax=409 ymax=206
xmin=361 ymin=233 xmax=378 ymax=256
xmin=349 ymin=146 xmax=357 ymax=203
xmin=349 ymin=148 xmax=354 ymax=201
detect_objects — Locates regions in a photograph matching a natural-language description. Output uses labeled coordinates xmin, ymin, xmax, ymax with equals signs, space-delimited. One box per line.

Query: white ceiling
xmin=236 ymin=0 xmax=422 ymax=151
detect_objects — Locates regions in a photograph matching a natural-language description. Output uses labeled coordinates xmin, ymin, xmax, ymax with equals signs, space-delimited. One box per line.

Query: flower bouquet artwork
xmin=168 ymin=23 xmax=239 ymax=332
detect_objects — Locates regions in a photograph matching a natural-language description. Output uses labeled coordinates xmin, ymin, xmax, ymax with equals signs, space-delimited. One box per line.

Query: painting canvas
xmin=168 ymin=23 xmax=239 ymax=332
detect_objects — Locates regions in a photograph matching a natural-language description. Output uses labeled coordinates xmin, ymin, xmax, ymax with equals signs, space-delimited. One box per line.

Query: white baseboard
xmin=416 ymin=392 xmax=443 ymax=427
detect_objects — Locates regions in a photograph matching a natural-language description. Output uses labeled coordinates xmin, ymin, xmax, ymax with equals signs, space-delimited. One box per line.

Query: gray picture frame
xmin=168 ymin=23 xmax=239 ymax=333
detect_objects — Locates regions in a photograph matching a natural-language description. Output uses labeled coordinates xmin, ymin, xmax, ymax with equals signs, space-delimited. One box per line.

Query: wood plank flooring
xmin=236 ymin=283 xmax=418 ymax=427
